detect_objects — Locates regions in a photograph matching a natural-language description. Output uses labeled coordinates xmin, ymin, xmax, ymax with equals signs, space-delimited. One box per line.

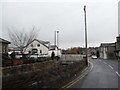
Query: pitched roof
xmin=0 ymin=38 xmax=11 ymax=44
xmin=35 ymin=39 xmax=50 ymax=44
xmin=26 ymin=39 xmax=50 ymax=48
xmin=100 ymin=43 xmax=115 ymax=47
xmin=9 ymin=47 xmax=21 ymax=51
xmin=49 ymin=45 xmax=59 ymax=50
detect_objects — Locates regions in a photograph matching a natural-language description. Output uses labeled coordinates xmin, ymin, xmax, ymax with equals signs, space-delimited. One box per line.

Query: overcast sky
xmin=0 ymin=0 xmax=119 ymax=49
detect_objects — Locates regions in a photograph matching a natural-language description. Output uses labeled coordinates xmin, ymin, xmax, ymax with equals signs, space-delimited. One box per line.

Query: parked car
xmin=15 ymin=55 xmax=22 ymax=59
xmin=29 ymin=58 xmax=38 ymax=63
xmin=91 ymin=55 xmax=97 ymax=59
xmin=29 ymin=54 xmax=39 ymax=63
xmin=37 ymin=57 xmax=47 ymax=62
xmin=28 ymin=54 xmax=48 ymax=62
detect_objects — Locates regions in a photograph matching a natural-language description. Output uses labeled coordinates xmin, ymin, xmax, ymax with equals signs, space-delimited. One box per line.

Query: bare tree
xmin=8 ymin=26 xmax=38 ymax=54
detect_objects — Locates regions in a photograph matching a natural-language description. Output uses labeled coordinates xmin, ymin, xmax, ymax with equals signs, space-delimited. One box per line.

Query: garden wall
xmin=2 ymin=59 xmax=87 ymax=88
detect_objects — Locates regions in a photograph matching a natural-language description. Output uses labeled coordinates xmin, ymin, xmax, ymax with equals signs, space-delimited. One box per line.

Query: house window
xmin=3 ymin=45 xmax=6 ymax=53
xmin=31 ymin=44 xmax=33 ymax=47
xmin=28 ymin=51 xmax=31 ymax=54
xmin=32 ymin=48 xmax=38 ymax=54
xmin=37 ymin=44 xmax=40 ymax=47
xmin=40 ymin=50 xmax=42 ymax=54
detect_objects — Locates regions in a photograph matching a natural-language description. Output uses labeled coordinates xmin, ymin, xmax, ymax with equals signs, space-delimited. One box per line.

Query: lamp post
xmin=56 ymin=31 xmax=59 ymax=59
xmin=54 ymin=31 xmax=56 ymax=47
xmin=54 ymin=31 xmax=59 ymax=49
xmin=56 ymin=31 xmax=59 ymax=48
xmin=84 ymin=5 xmax=88 ymax=66
xmin=54 ymin=31 xmax=59 ymax=60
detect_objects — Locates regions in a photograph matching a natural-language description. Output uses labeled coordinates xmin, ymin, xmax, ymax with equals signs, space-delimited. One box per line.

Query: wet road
xmin=70 ymin=59 xmax=119 ymax=88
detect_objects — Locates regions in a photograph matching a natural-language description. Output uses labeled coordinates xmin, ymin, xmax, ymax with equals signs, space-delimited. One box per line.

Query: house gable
xmin=0 ymin=38 xmax=11 ymax=44
xmin=24 ymin=39 xmax=49 ymax=54
xmin=26 ymin=39 xmax=49 ymax=49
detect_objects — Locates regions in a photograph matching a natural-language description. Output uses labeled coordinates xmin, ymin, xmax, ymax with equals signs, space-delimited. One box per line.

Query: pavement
xmin=61 ymin=60 xmax=93 ymax=89
xmin=61 ymin=58 xmax=119 ymax=88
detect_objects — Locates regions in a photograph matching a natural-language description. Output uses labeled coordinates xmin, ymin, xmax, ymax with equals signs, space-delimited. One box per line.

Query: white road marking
xmin=31 ymin=82 xmax=38 ymax=85
xmin=108 ymin=65 xmax=113 ymax=69
xmin=100 ymin=60 xmax=119 ymax=78
xmin=103 ymin=62 xmax=114 ymax=70
xmin=103 ymin=62 xmax=107 ymax=64
xmin=29 ymin=81 xmax=41 ymax=86
xmin=116 ymin=71 xmax=120 ymax=77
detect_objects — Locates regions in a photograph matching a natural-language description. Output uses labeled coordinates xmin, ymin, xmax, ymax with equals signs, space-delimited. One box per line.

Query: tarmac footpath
xmin=60 ymin=61 xmax=93 ymax=89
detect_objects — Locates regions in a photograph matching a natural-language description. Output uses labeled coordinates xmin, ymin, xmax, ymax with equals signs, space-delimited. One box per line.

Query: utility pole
xmin=84 ymin=5 xmax=88 ymax=66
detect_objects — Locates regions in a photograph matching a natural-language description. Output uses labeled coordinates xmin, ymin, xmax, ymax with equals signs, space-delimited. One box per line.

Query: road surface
xmin=69 ymin=58 xmax=119 ymax=88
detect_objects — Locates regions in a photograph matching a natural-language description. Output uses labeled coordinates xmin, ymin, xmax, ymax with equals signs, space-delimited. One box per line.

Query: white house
xmin=48 ymin=45 xmax=61 ymax=57
xmin=24 ymin=39 xmax=50 ymax=55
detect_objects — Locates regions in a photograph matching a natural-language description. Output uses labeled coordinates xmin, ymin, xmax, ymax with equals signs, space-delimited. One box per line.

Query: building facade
xmin=48 ymin=45 xmax=61 ymax=57
xmin=115 ymin=35 xmax=120 ymax=59
xmin=0 ymin=38 xmax=11 ymax=54
xmin=99 ymin=43 xmax=116 ymax=59
xmin=24 ymin=39 xmax=50 ymax=55
xmin=88 ymin=47 xmax=99 ymax=56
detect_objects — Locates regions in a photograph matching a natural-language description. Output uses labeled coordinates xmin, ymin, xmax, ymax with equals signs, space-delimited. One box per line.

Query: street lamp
xmin=54 ymin=31 xmax=59 ymax=49
xmin=54 ymin=31 xmax=56 ymax=47
xmin=54 ymin=31 xmax=59 ymax=60
xmin=56 ymin=31 xmax=59 ymax=59
xmin=84 ymin=5 xmax=88 ymax=66
xmin=56 ymin=31 xmax=59 ymax=48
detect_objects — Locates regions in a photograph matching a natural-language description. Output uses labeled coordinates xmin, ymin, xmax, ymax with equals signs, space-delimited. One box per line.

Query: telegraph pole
xmin=84 ymin=5 xmax=88 ymax=66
